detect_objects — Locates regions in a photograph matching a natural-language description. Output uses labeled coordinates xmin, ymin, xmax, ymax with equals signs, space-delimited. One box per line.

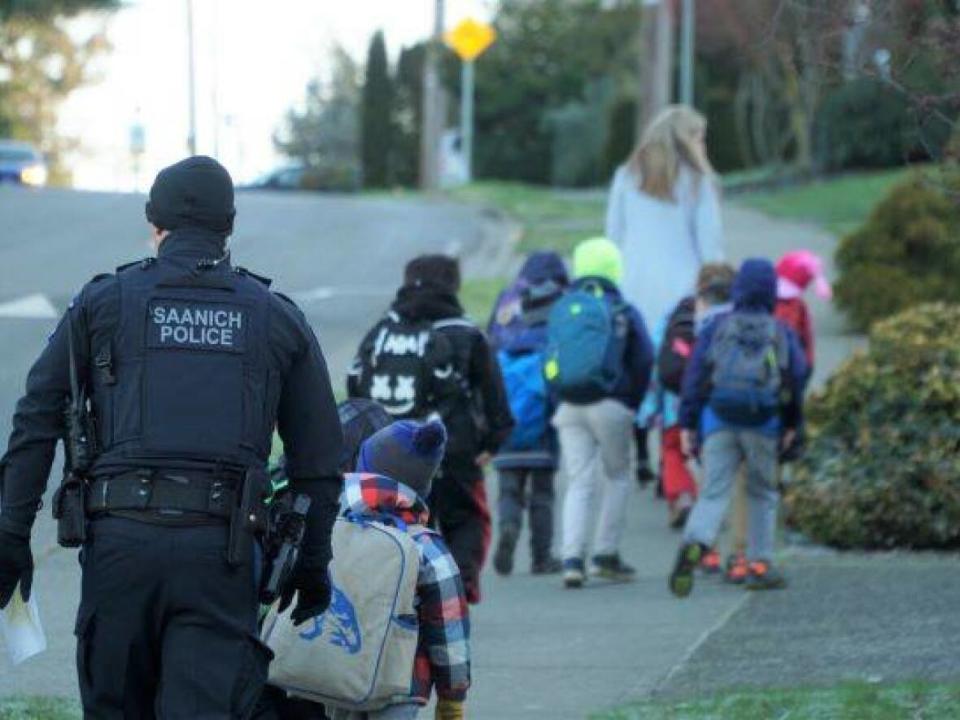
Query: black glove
xmin=278 ymin=556 xmax=331 ymax=626
xmin=0 ymin=530 xmax=33 ymax=610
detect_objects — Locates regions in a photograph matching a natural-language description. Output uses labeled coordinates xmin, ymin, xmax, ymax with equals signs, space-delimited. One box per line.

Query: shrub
xmin=834 ymin=177 xmax=960 ymax=330
xmin=815 ymin=78 xmax=954 ymax=172
xmin=784 ymin=304 xmax=960 ymax=550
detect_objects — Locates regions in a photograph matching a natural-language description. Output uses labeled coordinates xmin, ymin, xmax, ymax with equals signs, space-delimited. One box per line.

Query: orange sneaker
xmin=724 ymin=553 xmax=749 ymax=584
xmin=745 ymin=560 xmax=787 ymax=590
xmin=700 ymin=548 xmax=722 ymax=574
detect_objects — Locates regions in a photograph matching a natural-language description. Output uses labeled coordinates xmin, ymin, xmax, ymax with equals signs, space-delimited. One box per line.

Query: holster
xmin=227 ymin=466 xmax=269 ymax=567
xmin=52 ymin=471 xmax=88 ymax=548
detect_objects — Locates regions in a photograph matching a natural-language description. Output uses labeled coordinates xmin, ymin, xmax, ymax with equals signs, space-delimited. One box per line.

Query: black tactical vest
xmin=91 ymin=257 xmax=278 ymax=472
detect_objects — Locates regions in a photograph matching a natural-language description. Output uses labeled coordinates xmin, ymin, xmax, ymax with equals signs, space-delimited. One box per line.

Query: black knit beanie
xmin=403 ymin=254 xmax=461 ymax=294
xmin=145 ymin=156 xmax=236 ymax=236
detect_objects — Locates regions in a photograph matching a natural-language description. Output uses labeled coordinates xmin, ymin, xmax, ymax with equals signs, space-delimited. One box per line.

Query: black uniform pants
xmin=76 ymin=517 xmax=270 ymax=719
xmin=496 ymin=468 xmax=556 ymax=564
xmin=428 ymin=455 xmax=490 ymax=605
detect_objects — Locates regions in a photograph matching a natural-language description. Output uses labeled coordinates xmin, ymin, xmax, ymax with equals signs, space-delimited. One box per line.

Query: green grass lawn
xmin=738 ymin=166 xmax=921 ymax=237
xmin=448 ymin=181 xmax=606 ymax=256
xmin=0 ymin=697 xmax=80 ymax=720
xmin=595 ymin=681 xmax=960 ymax=720
xmin=459 ymin=276 xmax=507 ymax=326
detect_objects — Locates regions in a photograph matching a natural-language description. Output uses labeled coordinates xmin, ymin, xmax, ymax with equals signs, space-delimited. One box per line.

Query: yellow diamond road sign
xmin=445 ymin=18 xmax=496 ymax=62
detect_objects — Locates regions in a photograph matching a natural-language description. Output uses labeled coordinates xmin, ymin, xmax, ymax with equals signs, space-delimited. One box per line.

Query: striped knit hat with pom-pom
xmin=357 ymin=420 xmax=448 ymax=498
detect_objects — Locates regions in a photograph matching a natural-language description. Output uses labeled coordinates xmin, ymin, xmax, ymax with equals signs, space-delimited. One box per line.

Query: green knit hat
xmin=572 ymin=236 xmax=623 ymax=284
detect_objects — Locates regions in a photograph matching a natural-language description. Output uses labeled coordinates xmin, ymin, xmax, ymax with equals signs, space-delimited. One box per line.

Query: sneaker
xmin=745 ymin=561 xmax=788 ymax=591
xmin=493 ymin=526 xmax=519 ymax=576
xmin=700 ymin=548 xmax=722 ymax=574
xmin=636 ymin=465 xmax=656 ymax=488
xmin=563 ymin=558 xmax=585 ymax=588
xmin=724 ymin=553 xmax=749 ymax=585
xmin=532 ymin=556 xmax=563 ymax=575
xmin=590 ymin=553 xmax=636 ymax=582
xmin=668 ymin=543 xmax=703 ymax=598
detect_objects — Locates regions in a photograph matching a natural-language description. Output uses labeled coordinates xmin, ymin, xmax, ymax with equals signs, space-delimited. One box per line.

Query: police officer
xmin=0 ymin=156 xmax=343 ymax=718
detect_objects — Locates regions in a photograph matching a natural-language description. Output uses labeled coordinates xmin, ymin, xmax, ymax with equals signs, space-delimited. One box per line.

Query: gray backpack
xmin=707 ymin=313 xmax=788 ymax=426
xmin=262 ymin=514 xmax=425 ymax=711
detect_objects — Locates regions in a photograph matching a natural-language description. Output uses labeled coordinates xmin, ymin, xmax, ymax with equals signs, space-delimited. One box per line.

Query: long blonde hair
xmin=628 ymin=105 xmax=714 ymax=202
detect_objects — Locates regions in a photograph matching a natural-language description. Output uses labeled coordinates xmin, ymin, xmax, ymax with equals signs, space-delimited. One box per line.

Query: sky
xmin=59 ymin=0 xmax=496 ymax=191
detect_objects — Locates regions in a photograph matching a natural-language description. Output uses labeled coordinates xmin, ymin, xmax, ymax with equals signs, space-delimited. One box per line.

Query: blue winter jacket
xmin=491 ymin=252 xmax=569 ymax=470
xmin=679 ymin=259 xmax=807 ymax=438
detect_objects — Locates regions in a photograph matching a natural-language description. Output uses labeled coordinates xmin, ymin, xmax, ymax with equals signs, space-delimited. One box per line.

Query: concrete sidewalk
xmin=465 ymin=202 xmax=859 ymax=719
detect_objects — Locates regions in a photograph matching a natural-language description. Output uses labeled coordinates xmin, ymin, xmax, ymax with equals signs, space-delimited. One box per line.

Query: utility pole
xmin=638 ymin=0 xmax=674 ymax=136
xmin=420 ymin=0 xmax=446 ymax=190
xmin=679 ymin=0 xmax=695 ymax=106
xmin=185 ymin=0 xmax=197 ymax=156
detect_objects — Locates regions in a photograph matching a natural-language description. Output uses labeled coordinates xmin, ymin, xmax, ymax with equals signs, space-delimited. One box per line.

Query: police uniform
xmin=0 ymin=157 xmax=343 ymax=719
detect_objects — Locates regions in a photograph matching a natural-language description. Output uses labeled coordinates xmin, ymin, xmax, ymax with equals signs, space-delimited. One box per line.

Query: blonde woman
xmin=605 ymin=105 xmax=725 ymax=487
xmin=605 ymin=105 xmax=725 ymax=326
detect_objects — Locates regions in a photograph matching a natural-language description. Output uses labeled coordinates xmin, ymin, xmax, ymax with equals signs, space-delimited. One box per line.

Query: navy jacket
xmin=679 ymin=259 xmax=807 ymax=435
xmin=0 ymin=229 xmax=343 ymax=562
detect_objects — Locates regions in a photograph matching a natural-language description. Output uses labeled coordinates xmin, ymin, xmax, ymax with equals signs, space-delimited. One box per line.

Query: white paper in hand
xmin=0 ymin=585 xmax=47 ymax=665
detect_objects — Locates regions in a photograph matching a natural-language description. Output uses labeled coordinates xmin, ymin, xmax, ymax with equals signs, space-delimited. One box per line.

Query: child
xmin=488 ymin=252 xmax=568 ymax=576
xmin=723 ymin=251 xmax=831 ymax=583
xmin=669 ymin=259 xmax=807 ymax=596
xmin=335 ymin=419 xmax=471 ymax=720
xmin=640 ymin=264 xmax=736 ymax=533
xmin=348 ymin=255 xmax=514 ymax=604
xmin=775 ymin=249 xmax=832 ymax=376
xmin=551 ymin=237 xmax=654 ymax=588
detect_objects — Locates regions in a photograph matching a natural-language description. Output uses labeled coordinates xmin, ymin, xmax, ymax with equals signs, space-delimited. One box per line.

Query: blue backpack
xmin=545 ymin=283 xmax=629 ymax=404
xmin=708 ymin=313 xmax=788 ymax=426
xmin=497 ymin=350 xmax=548 ymax=451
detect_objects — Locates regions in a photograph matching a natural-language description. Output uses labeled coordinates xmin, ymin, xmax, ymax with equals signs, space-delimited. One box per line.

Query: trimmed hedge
xmin=785 ymin=304 xmax=960 ymax=549
xmin=834 ymin=177 xmax=960 ymax=330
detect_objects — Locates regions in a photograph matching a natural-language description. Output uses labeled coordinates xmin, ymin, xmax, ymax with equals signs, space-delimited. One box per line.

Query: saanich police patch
xmin=147 ymin=300 xmax=246 ymax=352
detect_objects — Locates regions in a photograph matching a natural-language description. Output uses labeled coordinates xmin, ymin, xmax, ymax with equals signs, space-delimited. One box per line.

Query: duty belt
xmin=86 ymin=469 xmax=240 ymax=518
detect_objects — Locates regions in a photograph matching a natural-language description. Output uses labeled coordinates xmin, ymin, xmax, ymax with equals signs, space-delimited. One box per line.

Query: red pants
xmin=661 ymin=426 xmax=698 ymax=504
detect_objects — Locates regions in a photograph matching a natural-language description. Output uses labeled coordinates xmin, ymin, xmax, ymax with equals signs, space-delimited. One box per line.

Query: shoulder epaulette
xmin=272 ymin=291 xmax=297 ymax=307
xmin=234 ymin=266 xmax=273 ymax=287
xmin=116 ymin=257 xmax=155 ymax=273
xmin=89 ymin=272 xmax=113 ymax=284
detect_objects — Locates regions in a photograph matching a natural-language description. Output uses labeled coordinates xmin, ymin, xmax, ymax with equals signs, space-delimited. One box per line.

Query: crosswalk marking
xmin=0 ymin=293 xmax=59 ymax=319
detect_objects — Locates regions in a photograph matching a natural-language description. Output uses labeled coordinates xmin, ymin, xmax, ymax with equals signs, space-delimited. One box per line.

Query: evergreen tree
xmin=361 ymin=30 xmax=393 ymax=188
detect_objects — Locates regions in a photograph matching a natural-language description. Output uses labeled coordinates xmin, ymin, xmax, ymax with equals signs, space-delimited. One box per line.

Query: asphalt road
xmin=0 ymin=185 xmax=502 ymax=700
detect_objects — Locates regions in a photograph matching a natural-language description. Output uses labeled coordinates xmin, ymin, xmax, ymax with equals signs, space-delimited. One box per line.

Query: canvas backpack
xmin=707 ymin=313 xmax=789 ymax=426
xmin=497 ymin=349 xmax=548 ymax=451
xmin=544 ymin=283 xmax=629 ymax=404
xmin=350 ymin=312 xmax=456 ymax=419
xmin=656 ymin=296 xmax=696 ymax=394
xmin=262 ymin=513 xmax=427 ymax=711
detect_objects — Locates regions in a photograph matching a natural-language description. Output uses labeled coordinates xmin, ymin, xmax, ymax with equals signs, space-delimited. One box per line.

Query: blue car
xmin=0 ymin=140 xmax=47 ymax=186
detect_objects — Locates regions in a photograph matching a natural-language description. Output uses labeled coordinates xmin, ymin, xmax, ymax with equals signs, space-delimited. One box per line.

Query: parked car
xmin=0 ymin=140 xmax=47 ymax=186
xmin=240 ymin=163 xmax=360 ymax=193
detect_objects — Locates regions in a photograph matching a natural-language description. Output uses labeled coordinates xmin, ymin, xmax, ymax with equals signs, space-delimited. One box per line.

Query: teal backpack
xmin=545 ymin=283 xmax=628 ymax=403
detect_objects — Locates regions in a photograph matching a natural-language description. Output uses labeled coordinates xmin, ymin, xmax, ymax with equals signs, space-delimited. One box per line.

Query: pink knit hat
xmin=775 ymin=250 xmax=832 ymax=301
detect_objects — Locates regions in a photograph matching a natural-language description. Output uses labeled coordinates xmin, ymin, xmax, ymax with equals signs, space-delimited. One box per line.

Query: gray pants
xmin=497 ymin=468 xmax=555 ymax=563
xmin=683 ymin=430 xmax=779 ymax=562
xmin=555 ymin=399 xmax=634 ymax=559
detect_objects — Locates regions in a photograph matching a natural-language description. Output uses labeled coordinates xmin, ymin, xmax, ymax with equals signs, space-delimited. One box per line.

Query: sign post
xmin=445 ymin=18 xmax=496 ymax=183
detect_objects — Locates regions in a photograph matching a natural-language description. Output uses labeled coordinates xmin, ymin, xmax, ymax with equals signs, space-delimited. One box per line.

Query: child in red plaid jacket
xmin=334 ymin=420 xmax=470 ymax=720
